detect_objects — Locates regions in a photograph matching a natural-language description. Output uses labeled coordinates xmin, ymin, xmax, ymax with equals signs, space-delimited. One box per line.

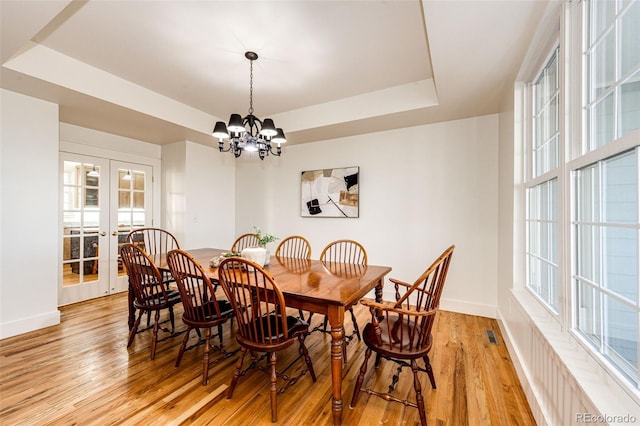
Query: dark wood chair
xmin=126 ymin=227 xmax=180 ymax=255
xmin=217 ymin=257 xmax=316 ymax=423
xmin=125 ymin=228 xmax=180 ymax=328
xmin=166 ymin=249 xmax=235 ymax=385
xmin=120 ymin=243 xmax=181 ymax=359
xmin=275 ymin=235 xmax=311 ymax=319
xmin=309 ymin=239 xmax=367 ymax=360
xmin=275 ymin=235 xmax=311 ymax=259
xmin=126 ymin=227 xmax=180 ymax=284
xmin=350 ymin=245 xmax=455 ymax=426
xmin=230 ymin=233 xmax=259 ymax=253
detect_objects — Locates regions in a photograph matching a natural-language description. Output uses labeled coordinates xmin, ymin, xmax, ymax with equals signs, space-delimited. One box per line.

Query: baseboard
xmin=0 ymin=310 xmax=60 ymax=340
xmin=439 ymin=297 xmax=497 ymax=319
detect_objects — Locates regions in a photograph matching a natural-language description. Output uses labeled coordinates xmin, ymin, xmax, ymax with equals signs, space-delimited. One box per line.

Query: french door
xmin=60 ymin=154 xmax=153 ymax=305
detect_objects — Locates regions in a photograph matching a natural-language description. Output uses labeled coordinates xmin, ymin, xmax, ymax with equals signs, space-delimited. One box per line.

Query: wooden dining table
xmin=128 ymin=247 xmax=391 ymax=426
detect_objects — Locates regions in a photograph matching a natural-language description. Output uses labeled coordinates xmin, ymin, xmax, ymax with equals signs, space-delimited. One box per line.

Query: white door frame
xmin=59 ymin=141 xmax=161 ymax=306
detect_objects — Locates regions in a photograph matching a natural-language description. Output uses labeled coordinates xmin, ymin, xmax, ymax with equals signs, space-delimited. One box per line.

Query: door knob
xmin=100 ymin=231 xmax=107 ymax=236
xmin=112 ymin=231 xmax=118 ymax=236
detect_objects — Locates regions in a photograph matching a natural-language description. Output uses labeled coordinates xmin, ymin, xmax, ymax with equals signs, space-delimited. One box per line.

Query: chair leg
xmin=348 ymin=307 xmax=361 ymax=341
xmin=298 ymin=309 xmax=305 ymax=321
xmin=217 ymin=324 xmax=223 ymax=345
xmin=350 ymin=347 xmax=373 ymax=408
xmin=423 ymin=355 xmax=436 ymax=389
xmin=169 ymin=306 xmax=175 ymax=332
xmin=127 ymin=310 xmax=143 ymax=348
xmin=150 ymin=310 xmax=160 ymax=359
xmin=322 ymin=315 xmax=328 ymax=332
xmin=374 ymin=353 xmax=382 ymax=368
xmin=227 ymin=346 xmax=248 ymax=399
xmin=269 ymin=352 xmax=278 ymax=423
xmin=298 ymin=334 xmax=316 ymax=381
xmin=202 ymin=327 xmax=211 ymax=386
xmin=412 ymin=360 xmax=427 ymax=426
xmin=175 ymin=327 xmax=192 ymax=368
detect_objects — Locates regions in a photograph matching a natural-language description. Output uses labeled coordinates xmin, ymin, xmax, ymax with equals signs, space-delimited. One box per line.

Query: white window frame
xmin=519 ymin=0 xmax=640 ymax=399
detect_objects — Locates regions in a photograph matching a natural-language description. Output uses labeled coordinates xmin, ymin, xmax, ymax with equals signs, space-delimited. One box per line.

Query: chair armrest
xmin=389 ymin=278 xmax=412 ymax=289
xmin=360 ymin=298 xmax=396 ymax=310
xmin=361 ymin=298 xmax=437 ymax=318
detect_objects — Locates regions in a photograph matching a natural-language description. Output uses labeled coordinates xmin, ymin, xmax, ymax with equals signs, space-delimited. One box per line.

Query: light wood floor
xmin=0 ymin=292 xmax=535 ymax=425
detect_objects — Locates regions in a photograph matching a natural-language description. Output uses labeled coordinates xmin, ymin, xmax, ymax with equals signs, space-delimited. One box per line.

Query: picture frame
xmin=300 ymin=166 xmax=359 ymax=218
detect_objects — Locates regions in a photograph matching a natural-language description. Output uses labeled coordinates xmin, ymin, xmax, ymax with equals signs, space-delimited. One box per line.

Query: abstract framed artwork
xmin=300 ymin=166 xmax=359 ymax=218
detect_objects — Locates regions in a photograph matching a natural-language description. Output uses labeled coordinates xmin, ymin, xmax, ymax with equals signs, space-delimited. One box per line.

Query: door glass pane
xmin=133 ymin=192 xmax=144 ymax=209
xmin=115 ymin=167 xmax=149 ymax=278
xmin=133 ymin=171 xmax=145 ymax=190
xmin=62 ymin=160 xmax=101 ymax=287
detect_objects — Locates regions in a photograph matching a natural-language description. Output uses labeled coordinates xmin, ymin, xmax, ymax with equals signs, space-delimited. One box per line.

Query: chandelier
xmin=213 ymin=51 xmax=286 ymax=160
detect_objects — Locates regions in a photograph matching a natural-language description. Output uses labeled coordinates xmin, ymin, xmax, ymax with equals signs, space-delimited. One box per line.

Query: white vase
xmin=263 ymin=247 xmax=270 ymax=265
xmin=241 ymin=247 xmax=268 ymax=267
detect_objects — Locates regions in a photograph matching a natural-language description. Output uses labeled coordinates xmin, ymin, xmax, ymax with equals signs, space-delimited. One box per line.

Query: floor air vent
xmin=485 ymin=329 xmax=499 ymax=345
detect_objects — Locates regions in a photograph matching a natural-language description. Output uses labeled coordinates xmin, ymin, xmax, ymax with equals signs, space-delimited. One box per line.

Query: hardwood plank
xmin=0 ymin=292 xmax=534 ymax=425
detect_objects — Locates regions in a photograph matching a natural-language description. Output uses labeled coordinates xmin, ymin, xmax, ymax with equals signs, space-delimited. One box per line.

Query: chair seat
xmin=134 ymin=289 xmax=181 ymax=310
xmin=186 ymin=299 xmax=235 ymax=323
xmin=237 ymin=314 xmax=310 ymax=351
xmin=363 ymin=317 xmax=433 ymax=359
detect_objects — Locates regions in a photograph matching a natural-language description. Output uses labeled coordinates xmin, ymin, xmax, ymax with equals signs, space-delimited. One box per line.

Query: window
xmin=526 ymin=48 xmax=560 ymax=312
xmin=573 ymin=0 xmax=640 ymax=390
xmin=521 ymin=0 xmax=640 ymax=394
xmin=584 ymin=0 xmax=640 ymax=151
xmin=574 ymin=148 xmax=639 ymax=386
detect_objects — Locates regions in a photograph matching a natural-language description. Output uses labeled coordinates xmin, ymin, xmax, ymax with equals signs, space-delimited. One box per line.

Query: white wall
xmin=234 ymin=115 xmax=500 ymax=317
xmin=162 ymin=140 xmax=236 ymax=250
xmin=0 ymin=89 xmax=60 ymax=338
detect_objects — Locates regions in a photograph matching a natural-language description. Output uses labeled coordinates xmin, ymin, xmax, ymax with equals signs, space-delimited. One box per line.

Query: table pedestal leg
xmin=328 ymin=307 xmax=345 ymax=426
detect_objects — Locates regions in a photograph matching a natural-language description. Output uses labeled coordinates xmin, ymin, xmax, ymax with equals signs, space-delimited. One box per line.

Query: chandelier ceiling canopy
xmin=213 ymin=51 xmax=286 ymax=160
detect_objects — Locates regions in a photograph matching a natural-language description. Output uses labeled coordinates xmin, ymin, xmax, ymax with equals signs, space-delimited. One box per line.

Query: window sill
xmin=504 ymin=289 xmax=639 ymax=422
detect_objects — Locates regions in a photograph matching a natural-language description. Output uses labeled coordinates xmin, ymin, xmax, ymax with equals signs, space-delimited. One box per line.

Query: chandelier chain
xmin=248 ymin=59 xmax=254 ymax=115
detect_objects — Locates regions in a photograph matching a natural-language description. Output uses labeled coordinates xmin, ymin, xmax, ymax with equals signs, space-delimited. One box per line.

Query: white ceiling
xmin=0 ymin=0 xmax=549 ymax=147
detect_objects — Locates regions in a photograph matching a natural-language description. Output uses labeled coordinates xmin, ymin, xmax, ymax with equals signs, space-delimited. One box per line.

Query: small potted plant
xmin=253 ymin=226 xmax=278 ymax=265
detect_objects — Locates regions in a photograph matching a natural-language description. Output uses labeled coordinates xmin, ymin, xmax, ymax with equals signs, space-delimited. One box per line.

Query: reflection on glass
xmin=576 ymin=281 xmax=601 ymax=345
xmin=119 ymin=191 xmax=131 ymax=208
xmin=118 ymin=211 xmax=132 ymax=227
xmin=132 ymin=212 xmax=145 ymax=226
xmin=591 ymin=93 xmax=614 ymax=149
xmin=603 ymin=150 xmax=637 ymax=224
xmin=604 ymin=226 xmax=638 ymax=301
xmin=64 ymin=186 xmax=81 ymax=210
xmin=63 ymin=263 xmax=80 ymax=286
xmin=133 ymin=171 xmax=145 ymax=190
xmin=65 ymin=236 xmax=80 ymax=261
xmin=604 ymin=295 xmax=638 ymax=380
xmin=84 ymin=188 xmax=99 ymax=207
xmin=619 ymin=76 xmax=640 ymax=137
xmin=133 ymin=192 xmax=144 ymax=209
xmin=590 ymin=0 xmax=615 ymax=44
xmin=276 ymin=257 xmax=312 ymax=274
xmin=620 ymin=2 xmax=640 ymax=78
xmin=119 ymin=170 xmax=131 ymax=189
xmin=591 ymin=31 xmax=615 ymax=101
xmin=322 ymin=260 xmax=367 ymax=278
xmin=64 ymin=161 xmax=81 ymax=184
